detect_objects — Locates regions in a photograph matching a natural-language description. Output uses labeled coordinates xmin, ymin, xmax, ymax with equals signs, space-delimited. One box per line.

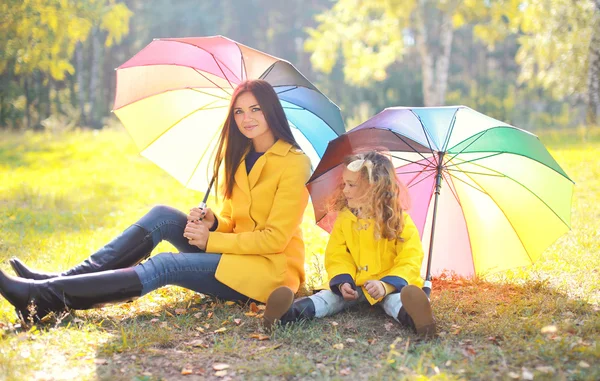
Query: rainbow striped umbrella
xmin=113 ymin=36 xmax=344 ymax=193
xmin=307 ymin=106 xmax=573 ymax=292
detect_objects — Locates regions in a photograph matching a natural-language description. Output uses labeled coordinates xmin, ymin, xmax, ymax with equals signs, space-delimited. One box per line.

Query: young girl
xmin=263 ymin=151 xmax=436 ymax=337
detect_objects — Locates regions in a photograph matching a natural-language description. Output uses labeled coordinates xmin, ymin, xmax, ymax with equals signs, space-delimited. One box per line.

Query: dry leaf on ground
xmin=212 ymin=363 xmax=230 ymax=371
xmin=250 ymin=333 xmax=270 ymax=341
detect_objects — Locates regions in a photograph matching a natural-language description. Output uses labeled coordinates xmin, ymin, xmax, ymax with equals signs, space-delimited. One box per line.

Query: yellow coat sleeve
xmin=386 ymin=214 xmax=425 ymax=286
xmin=324 ymin=217 xmax=357 ymax=280
xmin=207 ymin=161 xmax=310 ymax=254
xmin=214 ymin=198 xmax=234 ymax=233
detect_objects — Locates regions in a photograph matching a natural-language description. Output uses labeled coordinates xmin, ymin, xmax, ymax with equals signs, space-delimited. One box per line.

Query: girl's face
xmin=342 ymin=167 xmax=369 ymax=209
xmin=233 ymin=91 xmax=275 ymax=152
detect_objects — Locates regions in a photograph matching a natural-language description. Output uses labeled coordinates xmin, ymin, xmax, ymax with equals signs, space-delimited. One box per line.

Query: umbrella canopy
xmin=307 ymin=106 xmax=574 ymax=281
xmin=113 ymin=35 xmax=345 ymax=191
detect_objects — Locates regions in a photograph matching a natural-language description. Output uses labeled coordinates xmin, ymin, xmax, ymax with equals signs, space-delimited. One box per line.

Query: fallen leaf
xmin=249 ymin=302 xmax=259 ymax=313
xmin=188 ymin=339 xmax=207 ymax=348
xmin=257 ymin=305 xmax=266 ymax=311
xmin=384 ymin=322 xmax=394 ymax=331
xmin=181 ymin=367 xmax=193 ymax=375
xmin=345 ymin=338 xmax=356 ymax=343
xmin=225 ymin=301 xmax=236 ymax=306
xmin=165 ymin=310 xmax=175 ymax=317
xmin=507 ymin=371 xmax=520 ymax=379
xmin=234 ymin=319 xmax=242 ymax=325
xmin=213 ymin=327 xmax=227 ymax=334
xmin=175 ymin=308 xmax=187 ymax=315
xmin=330 ymin=321 xmax=339 ymax=327
xmin=221 ymin=320 xmax=229 ymax=325
xmin=445 ymin=360 xmax=452 ymax=366
xmin=195 ymin=327 xmax=205 ymax=333
xmin=150 ymin=318 xmax=160 ymax=323
xmin=193 ymin=312 xmax=202 ymax=319
xmin=212 ymin=363 xmax=230 ymax=371
xmin=214 ymin=370 xmax=228 ymax=377
xmin=578 ymin=361 xmax=590 ymax=368
xmin=250 ymin=333 xmax=270 ymax=341
xmin=535 ymin=366 xmax=555 ymax=374
xmin=367 ymin=338 xmax=377 ymax=345
xmin=244 ymin=312 xmax=258 ymax=317
xmin=207 ymin=312 xmax=213 ymax=319
xmin=333 ymin=343 xmax=344 ymax=350
xmin=541 ymin=325 xmax=558 ymax=334
xmin=340 ymin=367 xmax=351 ymax=376
xmin=94 ymin=359 xmax=108 ymax=365
xmin=522 ymin=368 xmax=534 ymax=380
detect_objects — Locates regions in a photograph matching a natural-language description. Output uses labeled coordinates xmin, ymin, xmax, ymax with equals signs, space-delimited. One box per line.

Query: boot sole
xmin=262 ymin=286 xmax=294 ymax=331
xmin=401 ymin=285 xmax=436 ymax=338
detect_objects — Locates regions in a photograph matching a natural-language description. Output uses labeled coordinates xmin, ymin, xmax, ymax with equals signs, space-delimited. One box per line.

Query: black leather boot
xmin=278 ymin=297 xmax=315 ymax=325
xmin=10 ymin=225 xmax=154 ymax=280
xmin=0 ymin=267 xmax=143 ymax=322
xmin=399 ymin=285 xmax=436 ymax=337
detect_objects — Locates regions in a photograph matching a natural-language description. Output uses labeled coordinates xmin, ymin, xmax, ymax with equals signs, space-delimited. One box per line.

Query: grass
xmin=0 ymin=126 xmax=599 ymax=380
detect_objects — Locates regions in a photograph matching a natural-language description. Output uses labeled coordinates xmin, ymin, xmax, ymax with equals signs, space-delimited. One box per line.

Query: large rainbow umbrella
xmin=307 ymin=106 xmax=573 ymax=293
xmin=113 ymin=35 xmax=345 ymax=197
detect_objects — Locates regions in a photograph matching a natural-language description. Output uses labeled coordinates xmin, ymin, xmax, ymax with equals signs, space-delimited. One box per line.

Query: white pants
xmin=309 ymin=288 xmax=402 ymax=322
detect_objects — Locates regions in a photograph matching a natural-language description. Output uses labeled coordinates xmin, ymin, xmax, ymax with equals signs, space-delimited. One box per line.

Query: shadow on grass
xmin=39 ymin=278 xmax=593 ymax=380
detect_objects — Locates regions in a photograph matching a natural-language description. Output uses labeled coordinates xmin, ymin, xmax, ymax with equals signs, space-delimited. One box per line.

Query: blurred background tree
xmin=0 ymin=0 xmax=597 ymax=131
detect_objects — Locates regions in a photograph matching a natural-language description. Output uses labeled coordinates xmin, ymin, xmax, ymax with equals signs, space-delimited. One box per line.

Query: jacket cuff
xmin=379 ymin=276 xmax=408 ymax=294
xmin=209 ymin=217 xmax=219 ymax=232
xmin=329 ymin=274 xmax=356 ymax=296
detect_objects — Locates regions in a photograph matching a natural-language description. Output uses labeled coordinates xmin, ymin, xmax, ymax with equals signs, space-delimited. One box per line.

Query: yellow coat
xmin=325 ymin=208 xmax=424 ymax=304
xmin=206 ymin=140 xmax=311 ymax=303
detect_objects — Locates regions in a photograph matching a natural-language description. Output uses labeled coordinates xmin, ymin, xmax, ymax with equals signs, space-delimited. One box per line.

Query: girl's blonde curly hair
xmin=328 ymin=151 xmax=411 ymax=240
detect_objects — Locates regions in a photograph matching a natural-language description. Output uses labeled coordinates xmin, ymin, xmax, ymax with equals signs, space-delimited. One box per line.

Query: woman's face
xmin=342 ymin=167 xmax=369 ymax=209
xmin=233 ymin=91 xmax=275 ymax=152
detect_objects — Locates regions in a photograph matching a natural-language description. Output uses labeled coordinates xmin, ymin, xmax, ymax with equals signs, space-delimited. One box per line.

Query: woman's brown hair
xmin=212 ymin=79 xmax=300 ymax=199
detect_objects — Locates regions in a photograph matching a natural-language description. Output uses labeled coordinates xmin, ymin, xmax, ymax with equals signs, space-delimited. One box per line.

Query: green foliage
xmin=0 ymin=0 xmax=132 ymax=80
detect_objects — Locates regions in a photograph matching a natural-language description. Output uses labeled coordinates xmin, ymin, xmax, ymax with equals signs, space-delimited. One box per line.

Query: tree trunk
xmin=89 ymin=27 xmax=104 ymax=129
xmin=76 ymin=41 xmax=87 ymax=126
xmin=587 ymin=2 xmax=600 ymax=125
xmin=414 ymin=1 xmax=455 ymax=106
xmin=24 ymin=77 xmax=31 ymax=130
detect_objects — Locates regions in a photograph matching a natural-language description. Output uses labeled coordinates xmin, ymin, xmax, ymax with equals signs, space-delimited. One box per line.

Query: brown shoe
xmin=400 ymin=285 xmax=436 ymax=337
xmin=262 ymin=286 xmax=294 ymax=331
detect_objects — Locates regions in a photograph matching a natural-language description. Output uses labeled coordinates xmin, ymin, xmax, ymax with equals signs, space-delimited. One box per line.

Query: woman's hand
xmin=188 ymin=207 xmax=215 ymax=230
xmin=339 ymin=283 xmax=359 ymax=301
xmin=183 ymin=220 xmax=209 ymax=250
xmin=364 ymin=280 xmax=385 ymax=300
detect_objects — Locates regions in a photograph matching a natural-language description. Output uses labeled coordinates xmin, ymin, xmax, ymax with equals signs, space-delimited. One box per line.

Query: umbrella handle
xmin=422 ymin=280 xmax=432 ymax=298
xmin=196 ymin=176 xmax=216 ymax=221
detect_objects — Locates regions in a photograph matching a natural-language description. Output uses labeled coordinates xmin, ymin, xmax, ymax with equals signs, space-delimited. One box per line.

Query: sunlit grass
xmin=0 ymin=126 xmax=598 ymax=380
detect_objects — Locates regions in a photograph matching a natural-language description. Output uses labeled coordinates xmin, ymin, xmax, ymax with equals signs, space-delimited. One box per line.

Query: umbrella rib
xmin=440 ymin=170 xmax=462 ymax=205
xmin=162 ymin=38 xmax=242 ymax=83
xmin=450 ymin=169 xmax=536 ymax=266
xmin=446 ymin=168 xmax=504 ymax=177
xmin=185 ymin=120 xmax=223 ymax=187
xmin=140 ymin=99 xmax=226 ymax=152
xmin=444 ymin=152 xmax=503 ymax=169
xmin=450 ymin=157 xmax=573 ymax=228
xmin=444 ymin=129 xmax=491 ymax=166
xmin=406 ymin=168 xmax=437 ymax=189
xmin=389 ymin=130 xmax=436 ymax=166
xmin=409 ymin=109 xmax=439 ymax=153
xmin=441 ymin=107 xmax=460 ymax=152
xmin=389 ymin=153 xmax=432 ymax=168
xmin=396 ymin=168 xmax=437 ymax=175
xmin=189 ymin=87 xmax=231 ymax=101
xmin=192 ymin=69 xmax=233 ymax=97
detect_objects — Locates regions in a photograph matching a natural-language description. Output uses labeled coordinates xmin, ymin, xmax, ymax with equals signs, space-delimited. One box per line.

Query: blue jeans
xmin=130 ymin=205 xmax=249 ymax=302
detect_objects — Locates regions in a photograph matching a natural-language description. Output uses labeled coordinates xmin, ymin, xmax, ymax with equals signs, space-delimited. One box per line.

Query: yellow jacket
xmin=325 ymin=208 xmax=424 ymax=304
xmin=206 ymin=140 xmax=311 ymax=303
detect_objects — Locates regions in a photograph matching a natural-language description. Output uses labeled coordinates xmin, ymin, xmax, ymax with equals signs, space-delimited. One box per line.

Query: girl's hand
xmin=364 ymin=280 xmax=385 ymax=300
xmin=183 ymin=220 xmax=209 ymax=250
xmin=339 ymin=283 xmax=359 ymax=301
xmin=188 ymin=207 xmax=215 ymax=229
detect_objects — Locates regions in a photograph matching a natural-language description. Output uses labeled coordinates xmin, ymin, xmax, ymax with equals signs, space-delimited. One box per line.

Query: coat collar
xmin=234 ymin=139 xmax=294 ymax=196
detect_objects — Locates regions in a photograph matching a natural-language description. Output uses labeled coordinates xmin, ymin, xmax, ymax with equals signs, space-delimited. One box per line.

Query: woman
xmin=0 ymin=79 xmax=312 ymax=322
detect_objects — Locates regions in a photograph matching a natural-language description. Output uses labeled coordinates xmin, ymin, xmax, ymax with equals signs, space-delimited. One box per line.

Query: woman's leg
xmin=10 ymin=205 xmax=200 ymax=280
xmin=133 ymin=252 xmax=248 ymax=301
xmin=0 ymin=251 xmax=248 ymax=322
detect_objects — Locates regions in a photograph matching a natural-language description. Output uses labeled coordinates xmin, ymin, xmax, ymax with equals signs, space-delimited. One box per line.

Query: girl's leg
xmin=10 ymin=205 xmax=200 ymax=280
xmin=133 ymin=252 xmax=248 ymax=301
xmin=311 ymin=289 xmax=365 ymax=318
xmin=381 ymin=285 xmax=436 ymax=337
